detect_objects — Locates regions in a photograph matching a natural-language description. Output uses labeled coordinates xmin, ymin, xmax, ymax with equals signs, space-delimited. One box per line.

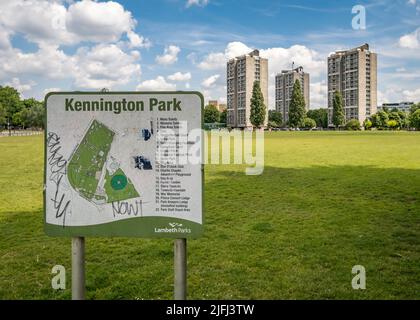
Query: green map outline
xmin=67 ymin=119 xmax=139 ymax=203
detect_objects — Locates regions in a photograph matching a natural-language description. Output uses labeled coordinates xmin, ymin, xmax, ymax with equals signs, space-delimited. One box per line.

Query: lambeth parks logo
xmin=154 ymin=222 xmax=192 ymax=234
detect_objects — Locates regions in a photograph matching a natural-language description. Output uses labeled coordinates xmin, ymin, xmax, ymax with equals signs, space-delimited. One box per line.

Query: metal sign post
xmin=72 ymin=237 xmax=85 ymax=300
xmin=174 ymin=238 xmax=187 ymax=300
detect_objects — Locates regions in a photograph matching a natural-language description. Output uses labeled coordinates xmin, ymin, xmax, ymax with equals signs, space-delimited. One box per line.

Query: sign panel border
xmin=43 ymin=91 xmax=204 ymax=239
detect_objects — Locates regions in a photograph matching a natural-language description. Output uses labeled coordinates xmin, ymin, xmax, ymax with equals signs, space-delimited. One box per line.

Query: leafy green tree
xmin=0 ymin=86 xmax=22 ymax=127
xmin=267 ymin=121 xmax=279 ymax=129
xmin=219 ymin=109 xmax=227 ymax=124
xmin=307 ymin=108 xmax=328 ymax=128
xmin=382 ymin=106 xmax=390 ymax=114
xmin=288 ymin=80 xmax=306 ymax=128
xmin=268 ymin=110 xmax=283 ymax=127
xmin=0 ymin=103 xmax=6 ymax=127
xmin=31 ymin=102 xmax=45 ymax=129
xmin=363 ymin=119 xmax=372 ymax=130
xmin=345 ymin=119 xmax=361 ymax=131
xmin=409 ymin=109 xmax=420 ymax=130
xmin=410 ymin=103 xmax=420 ymax=115
xmin=303 ymin=117 xmax=316 ymax=130
xmin=371 ymin=111 xmax=389 ymax=129
xmin=250 ymin=81 xmax=267 ymax=128
xmin=203 ymin=105 xmax=220 ymax=123
xmin=387 ymin=120 xmax=399 ymax=130
xmin=399 ymin=111 xmax=410 ymax=129
xmin=18 ymin=108 xmax=33 ymax=129
xmin=12 ymin=112 xmax=22 ymax=127
xmin=388 ymin=111 xmax=404 ymax=129
xmin=22 ymin=98 xmax=40 ymax=110
xmin=332 ymin=91 xmax=345 ymax=128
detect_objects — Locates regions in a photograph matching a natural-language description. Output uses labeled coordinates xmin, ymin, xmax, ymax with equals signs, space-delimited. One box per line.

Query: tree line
xmin=267 ymin=80 xmax=420 ymax=131
xmin=0 ymin=86 xmax=45 ymax=130
xmin=331 ymin=90 xmax=420 ymax=130
xmin=363 ymin=104 xmax=420 ymax=130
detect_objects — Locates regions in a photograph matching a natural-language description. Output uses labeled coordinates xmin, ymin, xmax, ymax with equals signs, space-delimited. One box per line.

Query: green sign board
xmin=44 ymin=92 xmax=204 ymax=238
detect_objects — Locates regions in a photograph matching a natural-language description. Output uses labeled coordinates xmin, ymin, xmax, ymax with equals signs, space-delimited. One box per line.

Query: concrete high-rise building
xmin=226 ymin=50 xmax=268 ymax=128
xmin=275 ymin=66 xmax=310 ymax=123
xmin=327 ymin=43 xmax=377 ymax=125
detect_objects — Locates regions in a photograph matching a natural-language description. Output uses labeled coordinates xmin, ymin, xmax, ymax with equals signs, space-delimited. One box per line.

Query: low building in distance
xmin=208 ymin=100 xmax=227 ymax=112
xmin=275 ymin=66 xmax=310 ymax=124
xmin=218 ymin=104 xmax=227 ymax=112
xmin=378 ymin=102 xmax=414 ymax=113
xmin=327 ymin=43 xmax=377 ymax=126
xmin=227 ymin=49 xmax=268 ymax=129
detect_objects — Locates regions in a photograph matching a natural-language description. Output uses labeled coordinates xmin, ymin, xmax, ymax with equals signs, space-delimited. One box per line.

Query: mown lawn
xmin=0 ymin=132 xmax=419 ymax=299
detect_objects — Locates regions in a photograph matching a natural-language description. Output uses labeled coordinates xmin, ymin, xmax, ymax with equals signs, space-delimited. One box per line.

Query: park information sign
xmin=44 ymin=92 xmax=203 ymax=238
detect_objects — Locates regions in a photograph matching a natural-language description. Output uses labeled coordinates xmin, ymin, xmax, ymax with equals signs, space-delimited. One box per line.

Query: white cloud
xmin=0 ymin=1 xmax=73 ymax=45
xmin=0 ymin=25 xmax=11 ymax=50
xmin=261 ymin=45 xmax=325 ymax=77
xmin=399 ymin=28 xmax=420 ymax=49
xmin=43 ymin=88 xmax=61 ymax=96
xmin=136 ymin=76 xmax=176 ymax=91
xmin=0 ymin=44 xmax=75 ymax=79
xmin=130 ymin=50 xmax=141 ymax=60
xmin=201 ymin=74 xmax=220 ymax=88
xmin=127 ymin=31 xmax=151 ymax=49
xmin=197 ymin=42 xmax=326 ymax=108
xmin=378 ymin=87 xmax=408 ymax=104
xmin=225 ymin=42 xmax=253 ymax=59
xmin=378 ymin=86 xmax=420 ymax=104
xmin=66 ymin=0 xmax=134 ymax=43
xmin=201 ymin=89 xmax=213 ymax=102
xmin=0 ymin=1 xmax=145 ymax=90
xmin=407 ymin=0 xmax=420 ymax=10
xmin=377 ymin=90 xmax=388 ymax=105
xmin=4 ymin=78 xmax=34 ymax=96
xmin=167 ymin=72 xmax=191 ymax=81
xmin=155 ymin=45 xmax=180 ymax=65
xmin=310 ymin=81 xmax=328 ymax=108
xmin=198 ymin=42 xmax=251 ymax=70
xmin=73 ymin=44 xmax=141 ymax=89
xmin=402 ymin=88 xmax=420 ymax=102
xmin=186 ymin=0 xmax=209 ymax=8
xmin=198 ymin=52 xmax=226 ymax=70
xmin=197 ymin=42 xmax=325 ymax=77
xmin=0 ymin=43 xmax=141 ymax=89
xmin=0 ymin=0 xmax=145 ymax=46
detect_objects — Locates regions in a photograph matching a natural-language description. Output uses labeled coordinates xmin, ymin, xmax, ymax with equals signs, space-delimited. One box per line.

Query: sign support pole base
xmin=72 ymin=236 xmax=85 ymax=300
xmin=174 ymin=238 xmax=187 ymax=300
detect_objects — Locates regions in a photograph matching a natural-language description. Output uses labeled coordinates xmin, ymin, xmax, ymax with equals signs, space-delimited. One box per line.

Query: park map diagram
xmin=67 ymin=119 xmax=139 ymax=205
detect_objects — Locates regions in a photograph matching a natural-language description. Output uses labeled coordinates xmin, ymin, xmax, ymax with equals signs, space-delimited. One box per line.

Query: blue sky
xmin=0 ymin=0 xmax=419 ymax=108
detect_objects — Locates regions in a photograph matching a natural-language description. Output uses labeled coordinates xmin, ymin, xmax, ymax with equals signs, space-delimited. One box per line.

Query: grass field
xmin=0 ymin=132 xmax=419 ymax=299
